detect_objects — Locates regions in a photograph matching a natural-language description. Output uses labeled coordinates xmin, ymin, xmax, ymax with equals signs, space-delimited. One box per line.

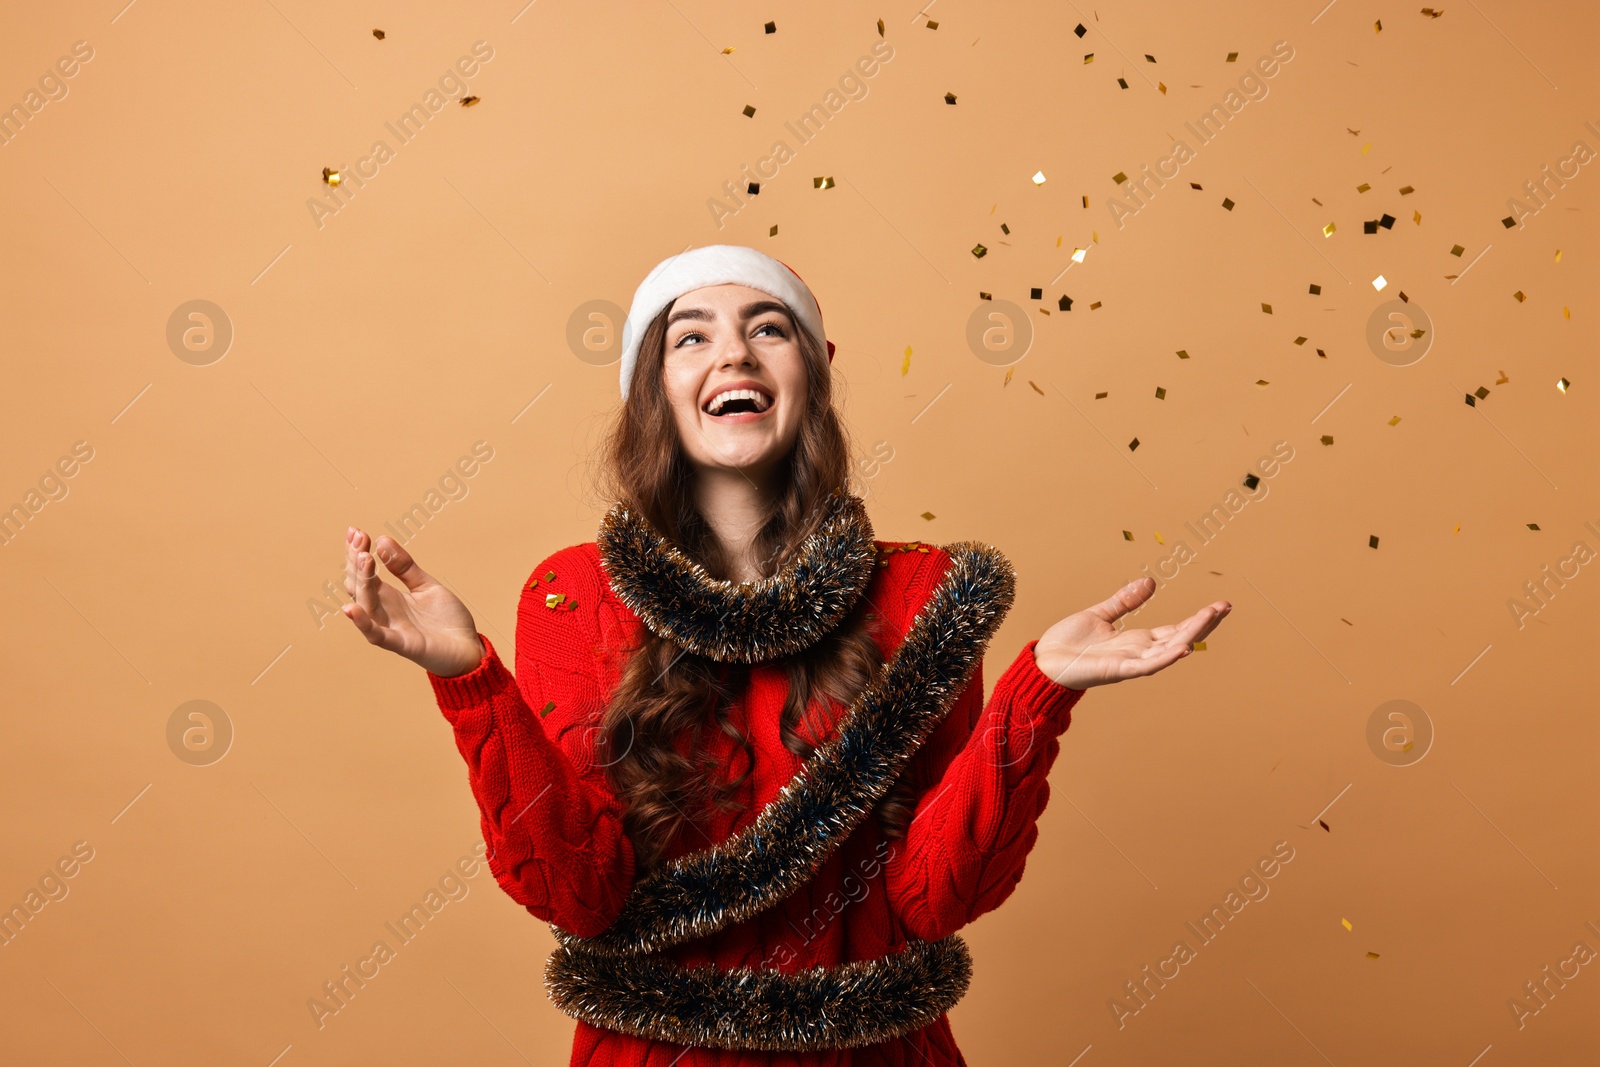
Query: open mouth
xmin=703 ymin=388 xmax=774 ymax=418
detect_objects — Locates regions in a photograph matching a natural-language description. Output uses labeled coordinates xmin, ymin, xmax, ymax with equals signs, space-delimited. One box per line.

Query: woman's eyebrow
xmin=666 ymin=300 xmax=790 ymax=327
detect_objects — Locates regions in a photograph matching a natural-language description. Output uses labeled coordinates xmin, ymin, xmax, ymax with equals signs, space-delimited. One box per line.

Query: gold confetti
xmin=1158 ymin=81 xmax=1167 ymax=94
xmin=1128 ymin=437 xmax=1140 ymax=451
xmin=1028 ymin=380 xmax=1044 ymax=395
xmin=1154 ymin=531 xmax=1165 ymax=544
xmin=1294 ymin=336 xmax=1308 ymax=345
xmin=1123 ymin=530 xmax=1135 ymax=541
xmin=1374 ymin=18 xmax=1383 ymax=31
xmin=1512 ymin=290 xmax=1525 ymax=302
xmin=814 ymin=176 xmax=834 ymax=189
xmin=1261 ymin=303 xmax=1273 ymax=314
xmin=1222 ymin=197 xmax=1235 ymax=210
xmin=1372 ymin=275 xmax=1388 ymax=290
xmin=539 ymin=700 xmax=555 ymax=717
xmin=1555 ymin=248 xmax=1562 ymax=262
xmin=1191 ymin=640 xmax=1206 ymax=651
xmin=1366 ymin=952 xmax=1381 ymax=959
xmin=1450 ymin=244 xmax=1465 ymax=256
xmin=1320 ymin=434 xmax=1334 ymax=445
xmin=372 ymin=28 xmax=386 ymax=40
xmin=877 ymin=18 xmax=885 ymax=36
xmin=1032 ymin=170 xmax=1046 ymax=184
xmin=1084 ymin=53 xmax=1095 ymax=63
xmin=1309 ymin=283 xmax=1322 ymax=294
xmin=1255 ymin=379 xmax=1270 ymax=387
xmin=1399 ymin=185 xmax=1414 ymax=194
xmin=1527 ymin=523 xmax=1540 ymax=531
xmin=1112 ymin=170 xmax=1128 ymax=184
xmin=1095 ymin=391 xmax=1108 ymax=398
xmin=765 ymin=21 xmax=776 ymax=33
xmin=545 ymin=592 xmax=567 ymax=609
xmin=921 ymin=511 xmax=936 ymax=520
xmin=926 ymin=19 xmax=938 ymax=29
xmin=971 ymin=243 xmax=988 ymax=258
xmin=769 ymin=224 xmax=778 ymax=236
xmin=1496 ymin=370 xmax=1509 ymax=383
xmin=1361 ymin=143 xmax=1371 ymax=155
xmin=1323 ymin=222 xmax=1337 ymax=237
xmin=1176 ymin=349 xmax=1190 ymax=359
xmin=1454 ymin=523 xmax=1460 ymax=533
xmin=1341 ymin=918 xmax=1353 ymax=931
xmin=1557 ymin=377 xmax=1571 ymax=392
xmin=721 ymin=45 xmax=735 ymax=54
xmin=545 ymin=570 xmax=556 ymax=581
xmin=1563 ymin=306 xmax=1571 ymax=319
xmin=742 ymin=104 xmax=756 ymax=117
xmin=1369 ymin=535 xmax=1380 ymax=548
xmin=901 ymin=346 xmax=911 ymax=375
xmin=460 ymin=95 xmax=480 ymax=107
xmin=1421 ymin=7 xmax=1444 ymax=16
xmin=1003 ymin=366 xmax=1014 ymax=386
xmin=1089 ymin=300 xmax=1102 ymax=309
xmin=1155 ymin=386 xmax=1166 ymax=399
xmin=322 ymin=166 xmax=341 ymax=186
xmin=1226 ymin=51 xmax=1239 ymax=61
xmin=1318 ymin=819 xmax=1331 ymax=832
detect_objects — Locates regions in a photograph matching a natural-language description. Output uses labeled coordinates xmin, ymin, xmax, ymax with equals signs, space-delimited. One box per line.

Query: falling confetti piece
xmin=1341 ymin=918 xmax=1353 ymax=931
xmin=1496 ymin=370 xmax=1509 ymax=383
xmin=1316 ymin=348 xmax=1327 ymax=358
xmin=1158 ymin=82 xmax=1167 ymax=94
xmin=1084 ymin=53 xmax=1095 ymax=63
xmin=322 ymin=167 xmax=341 ymax=186
xmin=1555 ymin=249 xmax=1562 ymax=262
xmin=1074 ymin=22 xmax=1087 ymax=36
xmin=1146 ymin=54 xmax=1157 ymax=62
xmin=1226 ymin=51 xmax=1239 ymax=61
xmin=971 ymin=243 xmax=988 ymax=258
xmin=1450 ymin=244 xmax=1465 ymax=256
xmin=1032 ymin=170 xmax=1046 ymax=184
xmin=1512 ymin=290 xmax=1525 ymax=302
xmin=1294 ymin=336 xmax=1308 ymax=345
xmin=921 ymin=512 xmax=936 ymax=521
xmin=1255 ymin=379 xmax=1270 ymax=387
xmin=722 ymin=46 xmax=736 ymax=54
xmin=1028 ymin=380 xmax=1044 ymax=396
xmin=1399 ymin=185 xmax=1414 ymax=194
xmin=901 ymin=346 xmax=912 ymax=375
xmin=1123 ymin=530 xmax=1135 ymax=541
xmin=1527 ymin=523 xmax=1540 ymax=531
xmin=460 ymin=95 xmax=481 ymax=107
xmin=1369 ymin=535 xmax=1380 ymax=548
xmin=1003 ymin=366 xmax=1014 ymax=386
xmin=765 ymin=21 xmax=776 ymax=33
xmin=372 ymin=28 xmax=386 ymax=40
xmin=1454 ymin=523 xmax=1461 ymax=533
xmin=1095 ymin=391 xmax=1108 ymax=398
xmin=1112 ymin=170 xmax=1128 ymax=184
xmin=1059 ymin=294 xmax=1074 ymax=310
xmin=1413 ymin=210 xmax=1422 ymax=224
xmin=1421 ymin=7 xmax=1443 ymax=16
xmin=1323 ymin=222 xmax=1337 ymax=237
xmin=743 ymin=104 xmax=756 ymax=117
xmin=1176 ymin=349 xmax=1190 ymax=359
xmin=945 ymin=91 xmax=958 ymax=104
xmin=1089 ymin=300 xmax=1102 ymax=310
xmin=1128 ymin=437 xmax=1140 ymax=451
xmin=1222 ymin=197 xmax=1235 ymax=210
xmin=926 ymin=19 xmax=939 ymax=29
xmin=1155 ymin=386 xmax=1166 ymax=399
xmin=1374 ymin=19 xmax=1383 ymax=31
xmin=1356 ymin=182 xmax=1371 ymax=193
xmin=1341 ymin=618 xmax=1353 ymax=625
xmin=769 ymin=224 xmax=778 ymax=236
xmin=1475 ymin=386 xmax=1489 ymax=399
xmin=1117 ymin=78 xmax=1130 ymax=89
xmin=1380 ymin=213 xmax=1395 ymax=228
xmin=1388 ymin=415 xmax=1402 ymax=425
xmin=1320 ymin=434 xmax=1334 ymax=445
xmin=1309 ymin=283 xmax=1322 ymax=295
xmin=1557 ymin=377 xmax=1571 ymax=392
xmin=1563 ymin=306 xmax=1570 ymax=319
xmin=1502 ymin=216 xmax=1517 ymax=228
xmin=814 ymin=176 xmax=835 ymax=189
xmin=1372 ymin=275 xmax=1388 ymax=290
xmin=1366 ymin=952 xmax=1381 ymax=959
xmin=877 ymin=18 xmax=885 ymax=36
xmin=1318 ymin=819 xmax=1331 ymax=832
xmin=1262 ymin=303 xmax=1273 ymax=314
xmin=1071 ymin=247 xmax=1088 ymax=263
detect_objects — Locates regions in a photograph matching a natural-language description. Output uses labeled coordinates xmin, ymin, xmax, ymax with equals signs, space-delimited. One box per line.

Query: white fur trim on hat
xmin=618 ymin=244 xmax=830 ymax=400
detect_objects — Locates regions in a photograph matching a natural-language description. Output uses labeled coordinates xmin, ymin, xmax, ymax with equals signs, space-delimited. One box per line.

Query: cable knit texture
xmin=428 ymin=538 xmax=1085 ymax=1066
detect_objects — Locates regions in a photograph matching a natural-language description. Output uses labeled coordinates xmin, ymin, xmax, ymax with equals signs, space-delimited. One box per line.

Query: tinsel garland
xmin=542 ymin=505 xmax=1019 ymax=1050
xmin=594 ymin=490 xmax=880 ymax=664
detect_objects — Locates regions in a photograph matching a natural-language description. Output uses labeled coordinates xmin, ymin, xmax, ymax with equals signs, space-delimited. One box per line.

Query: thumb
xmin=372 ymin=535 xmax=433 ymax=593
xmin=1089 ymin=576 xmax=1156 ymax=623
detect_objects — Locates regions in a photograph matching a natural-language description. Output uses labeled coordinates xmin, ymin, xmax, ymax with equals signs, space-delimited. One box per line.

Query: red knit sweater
xmin=427 ymin=537 xmax=1085 ymax=1066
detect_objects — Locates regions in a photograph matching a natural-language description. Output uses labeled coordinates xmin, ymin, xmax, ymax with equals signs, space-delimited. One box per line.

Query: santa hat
xmin=619 ymin=244 xmax=834 ymax=399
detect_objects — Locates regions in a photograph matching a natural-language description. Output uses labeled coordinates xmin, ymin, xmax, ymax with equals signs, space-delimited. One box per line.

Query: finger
xmin=1086 ymin=577 xmax=1158 ymax=624
xmin=372 ymin=535 xmax=434 ymax=593
xmin=345 ymin=526 xmax=361 ymax=600
xmin=341 ymin=600 xmax=399 ymax=652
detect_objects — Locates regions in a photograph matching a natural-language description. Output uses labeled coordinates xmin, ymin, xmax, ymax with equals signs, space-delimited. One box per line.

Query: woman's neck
xmin=692 ymin=467 xmax=780 ymax=583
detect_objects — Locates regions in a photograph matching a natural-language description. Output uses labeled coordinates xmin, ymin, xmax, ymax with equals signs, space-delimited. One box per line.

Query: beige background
xmin=2 ymin=1 xmax=1596 ymax=1063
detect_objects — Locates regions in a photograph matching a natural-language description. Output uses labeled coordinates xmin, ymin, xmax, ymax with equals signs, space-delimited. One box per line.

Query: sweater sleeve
xmin=426 ymin=547 xmax=636 ymax=938
xmin=882 ymin=561 xmax=1085 ymax=943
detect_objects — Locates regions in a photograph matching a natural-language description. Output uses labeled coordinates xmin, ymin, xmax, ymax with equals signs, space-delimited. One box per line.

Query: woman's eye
xmin=673 ymin=322 xmax=785 ymax=348
xmin=755 ymin=322 xmax=786 ymax=337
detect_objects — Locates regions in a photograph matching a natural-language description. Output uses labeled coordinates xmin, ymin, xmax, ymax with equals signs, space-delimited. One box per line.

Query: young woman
xmin=340 ymin=245 xmax=1231 ymax=1065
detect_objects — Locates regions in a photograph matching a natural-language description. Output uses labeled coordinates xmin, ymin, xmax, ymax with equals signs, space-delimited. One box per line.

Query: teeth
xmin=706 ymin=388 xmax=771 ymax=415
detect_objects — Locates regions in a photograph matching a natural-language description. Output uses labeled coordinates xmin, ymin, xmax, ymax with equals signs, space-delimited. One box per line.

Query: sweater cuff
xmin=1008 ymin=638 xmax=1086 ymax=728
xmin=427 ymin=632 xmax=515 ymax=717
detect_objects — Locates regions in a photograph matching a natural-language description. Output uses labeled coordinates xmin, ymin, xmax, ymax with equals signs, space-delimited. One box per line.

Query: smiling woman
xmin=339 ymin=243 xmax=1232 ymax=1064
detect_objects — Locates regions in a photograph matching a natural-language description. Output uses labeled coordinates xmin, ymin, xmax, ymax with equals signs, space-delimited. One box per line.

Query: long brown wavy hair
xmin=586 ymin=298 xmax=915 ymax=874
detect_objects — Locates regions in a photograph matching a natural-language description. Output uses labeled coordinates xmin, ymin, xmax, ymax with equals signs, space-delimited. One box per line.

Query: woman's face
xmin=660 ymin=283 xmax=809 ymax=483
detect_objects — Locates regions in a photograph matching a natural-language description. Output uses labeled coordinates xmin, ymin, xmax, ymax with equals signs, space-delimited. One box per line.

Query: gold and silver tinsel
xmin=546 ymin=493 xmax=1019 ymax=1051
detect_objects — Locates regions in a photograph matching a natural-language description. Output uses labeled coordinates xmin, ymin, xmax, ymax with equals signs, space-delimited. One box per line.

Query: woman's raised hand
xmin=1033 ymin=577 xmax=1231 ymax=691
xmin=341 ymin=526 xmax=485 ymax=678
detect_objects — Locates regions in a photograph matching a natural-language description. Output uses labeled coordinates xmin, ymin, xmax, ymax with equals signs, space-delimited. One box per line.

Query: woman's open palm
xmin=341 ymin=526 xmax=484 ymax=677
xmin=1033 ymin=577 xmax=1231 ymax=691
